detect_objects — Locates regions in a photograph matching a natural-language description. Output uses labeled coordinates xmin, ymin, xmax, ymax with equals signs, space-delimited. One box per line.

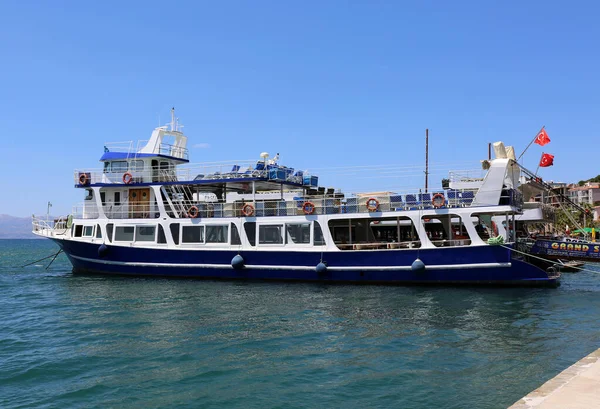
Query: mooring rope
xmin=21 ymin=249 xmax=63 ymax=269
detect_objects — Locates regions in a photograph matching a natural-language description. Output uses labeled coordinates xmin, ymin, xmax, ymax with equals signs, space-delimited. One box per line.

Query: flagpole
xmin=517 ymin=125 xmax=545 ymax=161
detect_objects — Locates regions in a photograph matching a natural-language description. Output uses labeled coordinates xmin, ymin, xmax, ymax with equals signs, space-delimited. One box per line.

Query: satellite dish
xmin=260 ymin=152 xmax=269 ymax=159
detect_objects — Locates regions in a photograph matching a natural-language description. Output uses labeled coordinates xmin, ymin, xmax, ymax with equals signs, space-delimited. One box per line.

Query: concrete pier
xmin=509 ymin=348 xmax=600 ymax=408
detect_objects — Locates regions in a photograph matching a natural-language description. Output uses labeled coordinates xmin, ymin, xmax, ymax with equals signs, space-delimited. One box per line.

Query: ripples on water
xmin=1 ymin=239 xmax=599 ymax=409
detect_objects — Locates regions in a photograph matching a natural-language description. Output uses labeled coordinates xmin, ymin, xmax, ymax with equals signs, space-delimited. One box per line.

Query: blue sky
xmin=1 ymin=1 xmax=598 ymax=217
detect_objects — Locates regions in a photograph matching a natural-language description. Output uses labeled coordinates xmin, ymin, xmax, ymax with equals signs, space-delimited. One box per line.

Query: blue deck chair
xmin=405 ymin=194 xmax=419 ymax=210
xmin=390 ymin=194 xmax=403 ymax=211
xmin=460 ymin=191 xmax=475 ymax=206
xmin=419 ymin=193 xmax=432 ymax=209
xmin=446 ymin=190 xmax=458 ymax=207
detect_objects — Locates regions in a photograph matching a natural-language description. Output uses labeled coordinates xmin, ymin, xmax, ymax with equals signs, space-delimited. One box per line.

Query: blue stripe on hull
xmin=52 ymin=239 xmax=559 ymax=287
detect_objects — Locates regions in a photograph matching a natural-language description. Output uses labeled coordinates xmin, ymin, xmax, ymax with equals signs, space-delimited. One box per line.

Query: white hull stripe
xmin=70 ymin=255 xmax=511 ymax=271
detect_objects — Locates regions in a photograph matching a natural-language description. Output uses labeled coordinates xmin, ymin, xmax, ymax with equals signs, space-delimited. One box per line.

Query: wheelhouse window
xmin=182 ymin=225 xmax=204 ymax=243
xmin=111 ymin=161 xmax=128 ymax=173
xmin=135 ymin=226 xmax=156 ymax=242
xmin=286 ymin=223 xmax=310 ymax=244
xmin=206 ymin=225 xmax=228 ymax=243
xmin=114 ymin=192 xmax=121 ymax=206
xmin=84 ymin=189 xmax=93 ymax=200
xmin=259 ymin=225 xmax=284 ymax=244
xmin=74 ymin=225 xmax=83 ymax=237
xmin=130 ymin=160 xmax=144 ymax=172
xmin=114 ymin=226 xmax=135 ymax=241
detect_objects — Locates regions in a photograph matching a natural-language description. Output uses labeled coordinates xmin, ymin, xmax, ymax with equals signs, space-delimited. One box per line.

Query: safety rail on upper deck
xmin=103 ymin=140 xmax=189 ymax=161
xmin=70 ymin=188 xmax=521 ymax=220
xmin=74 ymin=161 xmax=312 ymax=186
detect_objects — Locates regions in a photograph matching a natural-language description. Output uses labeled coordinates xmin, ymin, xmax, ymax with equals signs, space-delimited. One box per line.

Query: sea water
xmin=1 ymin=239 xmax=599 ymax=409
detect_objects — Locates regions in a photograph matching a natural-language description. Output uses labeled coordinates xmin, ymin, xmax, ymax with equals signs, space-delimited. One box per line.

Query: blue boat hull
xmin=50 ymin=239 xmax=559 ymax=287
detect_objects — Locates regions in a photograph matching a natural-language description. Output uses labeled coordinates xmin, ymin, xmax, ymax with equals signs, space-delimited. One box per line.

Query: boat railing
xmin=32 ymin=215 xmax=70 ymax=236
xmin=74 ymin=161 xmax=311 ymax=186
xmin=71 ymin=188 xmax=520 ymax=220
xmin=448 ymin=169 xmax=486 ymax=184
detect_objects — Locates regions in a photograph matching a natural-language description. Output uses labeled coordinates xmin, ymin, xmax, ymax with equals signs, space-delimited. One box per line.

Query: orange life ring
xmin=432 ymin=193 xmax=445 ymax=208
xmin=123 ymin=172 xmax=133 ymax=184
xmin=187 ymin=206 xmax=199 ymax=218
xmin=366 ymin=197 xmax=379 ymax=212
xmin=78 ymin=173 xmax=88 ymax=185
xmin=242 ymin=203 xmax=255 ymax=217
xmin=302 ymin=201 xmax=315 ymax=215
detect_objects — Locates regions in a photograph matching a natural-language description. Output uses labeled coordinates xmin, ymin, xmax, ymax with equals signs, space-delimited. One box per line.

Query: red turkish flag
xmin=539 ymin=153 xmax=554 ymax=167
xmin=534 ymin=128 xmax=550 ymax=146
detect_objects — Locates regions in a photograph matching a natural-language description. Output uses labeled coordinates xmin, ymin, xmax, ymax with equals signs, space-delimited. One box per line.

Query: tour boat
xmin=32 ymin=110 xmax=560 ymax=286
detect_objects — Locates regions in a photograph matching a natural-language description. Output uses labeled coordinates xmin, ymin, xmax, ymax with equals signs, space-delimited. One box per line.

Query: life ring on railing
xmin=187 ymin=206 xmax=199 ymax=218
xmin=432 ymin=193 xmax=445 ymax=208
xmin=242 ymin=203 xmax=255 ymax=217
xmin=366 ymin=197 xmax=379 ymax=212
xmin=123 ymin=172 xmax=133 ymax=184
xmin=302 ymin=201 xmax=315 ymax=215
xmin=78 ymin=173 xmax=89 ymax=185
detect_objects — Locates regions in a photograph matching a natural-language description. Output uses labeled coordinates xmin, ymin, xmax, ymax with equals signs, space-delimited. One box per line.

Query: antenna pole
xmin=425 ymin=128 xmax=429 ymax=193
xmin=488 ymin=142 xmax=491 ymax=160
xmin=170 ymin=107 xmax=175 ymax=131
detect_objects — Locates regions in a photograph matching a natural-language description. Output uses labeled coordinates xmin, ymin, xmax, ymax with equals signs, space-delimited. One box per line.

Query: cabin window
xmin=157 ymin=225 xmax=167 ymax=244
xmin=114 ymin=192 xmax=121 ymax=206
xmin=182 ymin=225 xmax=204 ymax=243
xmin=135 ymin=226 xmax=156 ymax=242
xmin=111 ymin=161 xmax=128 ymax=173
xmin=100 ymin=192 xmax=106 ymax=205
xmin=314 ymin=222 xmax=326 ymax=246
xmin=259 ymin=225 xmax=284 ymax=244
xmin=74 ymin=225 xmax=83 ymax=237
xmin=206 ymin=225 xmax=228 ymax=243
xmin=130 ymin=160 xmax=144 ymax=172
xmin=114 ymin=226 xmax=135 ymax=241
xmin=83 ymin=225 xmax=94 ymax=237
xmin=329 ymin=217 xmax=421 ymax=250
xmin=244 ymin=222 xmax=256 ymax=246
xmin=84 ymin=189 xmax=93 ymax=200
xmin=286 ymin=223 xmax=311 ymax=244
xmin=231 ymin=223 xmax=241 ymax=245
xmin=95 ymin=224 xmax=102 ymax=238
xmin=421 ymin=214 xmax=471 ymax=247
xmin=170 ymin=223 xmax=180 ymax=244
xmin=106 ymin=223 xmax=114 ymax=242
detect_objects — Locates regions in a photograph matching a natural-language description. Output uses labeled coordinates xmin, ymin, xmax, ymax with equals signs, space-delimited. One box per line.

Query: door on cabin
xmin=129 ymin=188 xmax=151 ymax=218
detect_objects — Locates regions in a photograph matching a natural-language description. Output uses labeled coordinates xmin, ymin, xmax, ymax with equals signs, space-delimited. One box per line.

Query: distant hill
xmin=0 ymin=214 xmax=39 ymax=239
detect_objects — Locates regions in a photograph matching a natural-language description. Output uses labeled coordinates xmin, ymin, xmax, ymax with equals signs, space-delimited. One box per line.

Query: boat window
xmin=314 ymin=221 xmax=326 ymax=246
xmin=111 ymin=161 xmax=128 ymax=173
xmin=329 ymin=217 xmax=421 ymax=250
xmin=231 ymin=223 xmax=241 ymax=245
xmin=85 ymin=189 xmax=93 ymax=200
xmin=259 ymin=225 xmax=284 ymax=244
xmin=114 ymin=192 xmax=121 ymax=206
xmin=182 ymin=226 xmax=204 ymax=243
xmin=206 ymin=225 xmax=228 ymax=243
xmin=103 ymin=162 xmax=110 ymax=173
xmin=170 ymin=223 xmax=180 ymax=245
xmin=135 ymin=226 xmax=156 ymax=242
xmin=421 ymin=214 xmax=471 ymax=247
xmin=244 ymin=222 xmax=256 ymax=246
xmin=95 ymin=224 xmax=102 ymax=238
xmin=106 ymin=223 xmax=113 ymax=242
xmin=83 ymin=225 xmax=94 ymax=237
xmin=74 ymin=225 xmax=83 ymax=237
xmin=100 ymin=192 xmax=106 ymax=204
xmin=130 ymin=160 xmax=144 ymax=172
xmin=157 ymin=225 xmax=167 ymax=244
xmin=286 ymin=223 xmax=311 ymax=244
xmin=115 ymin=226 xmax=135 ymax=241
xmin=472 ymin=214 xmax=493 ymax=241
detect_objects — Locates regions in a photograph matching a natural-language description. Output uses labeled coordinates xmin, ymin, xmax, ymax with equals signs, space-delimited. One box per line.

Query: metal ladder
xmin=159 ymin=170 xmax=194 ymax=218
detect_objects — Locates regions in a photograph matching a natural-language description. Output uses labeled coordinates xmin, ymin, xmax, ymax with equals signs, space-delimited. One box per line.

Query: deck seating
xmin=419 ymin=193 xmax=432 ymax=209
xmin=460 ymin=190 xmax=475 ymax=206
xmin=405 ymin=194 xmax=419 ymax=210
xmin=446 ymin=190 xmax=458 ymax=207
xmin=390 ymin=194 xmax=403 ymax=210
